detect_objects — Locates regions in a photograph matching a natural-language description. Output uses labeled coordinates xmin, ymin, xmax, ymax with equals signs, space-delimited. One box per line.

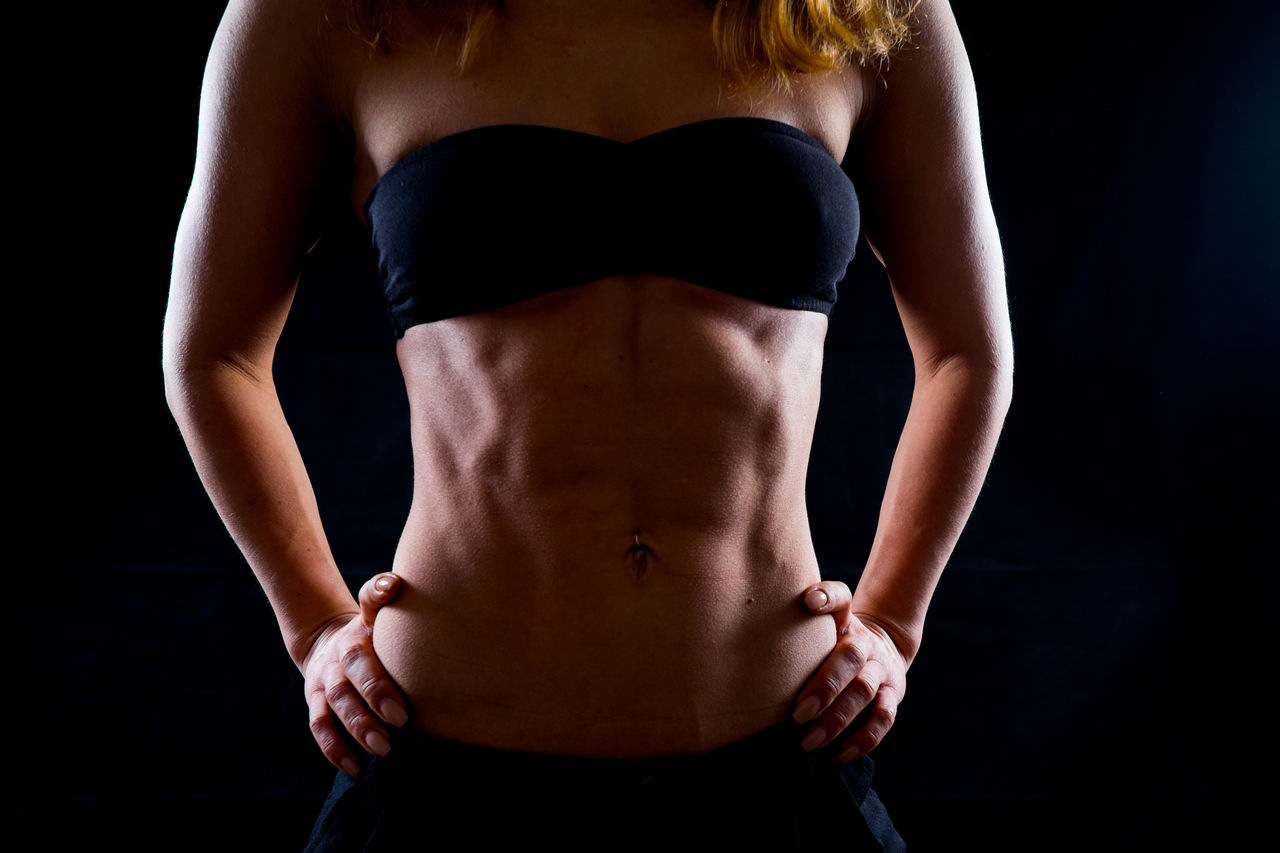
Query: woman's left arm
xmin=793 ymin=0 xmax=1013 ymax=760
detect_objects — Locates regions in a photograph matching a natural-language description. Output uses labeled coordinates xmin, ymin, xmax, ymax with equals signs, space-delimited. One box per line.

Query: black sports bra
xmin=364 ymin=116 xmax=860 ymax=337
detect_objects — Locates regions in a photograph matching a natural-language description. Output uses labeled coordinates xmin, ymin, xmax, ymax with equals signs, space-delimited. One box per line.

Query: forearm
xmin=164 ymin=360 xmax=357 ymax=666
xmin=850 ymin=354 xmax=1012 ymax=663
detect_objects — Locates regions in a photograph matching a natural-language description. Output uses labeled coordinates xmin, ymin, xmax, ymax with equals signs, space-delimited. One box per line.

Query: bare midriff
xmin=372 ymin=274 xmax=835 ymax=759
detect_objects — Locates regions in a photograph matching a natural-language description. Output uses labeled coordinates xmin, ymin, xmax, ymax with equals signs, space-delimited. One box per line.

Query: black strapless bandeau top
xmin=364 ymin=116 xmax=860 ymax=337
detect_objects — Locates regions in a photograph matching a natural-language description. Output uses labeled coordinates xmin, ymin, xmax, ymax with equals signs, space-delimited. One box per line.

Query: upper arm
xmin=847 ymin=0 xmax=1011 ymax=375
xmin=164 ymin=0 xmax=347 ymax=378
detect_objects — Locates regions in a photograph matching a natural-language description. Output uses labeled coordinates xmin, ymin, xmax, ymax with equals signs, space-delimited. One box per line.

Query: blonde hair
xmin=350 ymin=0 xmax=916 ymax=86
xmin=709 ymin=0 xmax=916 ymax=85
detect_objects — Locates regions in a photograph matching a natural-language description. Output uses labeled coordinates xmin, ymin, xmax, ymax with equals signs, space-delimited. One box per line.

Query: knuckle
xmin=848 ymin=676 xmax=877 ymax=704
xmin=325 ymin=680 xmax=355 ymax=705
xmin=344 ymin=710 xmax=374 ymax=735
xmin=825 ymin=702 xmax=855 ymax=730
xmin=309 ymin=716 xmax=333 ymax=741
xmin=871 ymin=704 xmax=896 ymax=731
xmin=828 ymin=709 xmax=854 ymax=731
xmin=816 ymin=672 xmax=843 ymax=697
xmin=859 ymin=706 xmax=896 ymax=744
xmin=340 ymin=643 xmax=368 ymax=669
xmin=838 ymin=643 xmax=866 ymax=668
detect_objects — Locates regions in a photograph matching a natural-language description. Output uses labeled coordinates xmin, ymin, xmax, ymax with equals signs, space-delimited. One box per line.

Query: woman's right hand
xmin=300 ymin=573 xmax=411 ymax=776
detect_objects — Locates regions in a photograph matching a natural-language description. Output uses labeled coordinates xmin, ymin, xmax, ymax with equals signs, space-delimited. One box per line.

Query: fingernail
xmin=366 ymin=731 xmax=391 ymax=756
xmin=793 ymin=696 xmax=822 ymax=724
xmin=340 ymin=758 xmax=361 ymax=777
xmin=374 ymin=575 xmax=396 ymax=592
xmin=380 ymin=700 xmax=409 ymax=727
xmin=839 ymin=744 xmax=864 ymax=762
xmin=804 ymin=588 xmax=829 ymax=611
xmin=801 ymin=727 xmax=827 ymax=752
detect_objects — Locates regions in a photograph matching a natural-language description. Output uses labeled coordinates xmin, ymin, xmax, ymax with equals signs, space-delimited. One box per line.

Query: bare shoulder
xmin=822 ymin=0 xmax=965 ymax=148
xmin=211 ymin=0 xmax=333 ymax=65
xmin=843 ymin=0 xmax=1007 ymax=364
xmin=205 ymin=0 xmax=360 ymax=119
xmin=193 ymin=0 xmax=359 ymax=227
xmin=859 ymin=0 xmax=974 ymax=122
xmin=845 ymin=0 xmax=987 ymax=227
xmin=169 ymin=0 xmax=371 ymax=365
xmin=899 ymin=0 xmax=968 ymax=57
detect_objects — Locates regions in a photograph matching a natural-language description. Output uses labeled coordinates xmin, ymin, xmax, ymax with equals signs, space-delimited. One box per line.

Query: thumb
xmin=359 ymin=572 xmax=402 ymax=628
xmin=802 ymin=579 xmax=854 ymax=637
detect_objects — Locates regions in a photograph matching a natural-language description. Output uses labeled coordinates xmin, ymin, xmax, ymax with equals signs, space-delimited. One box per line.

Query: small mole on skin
xmin=247 ymin=500 xmax=255 ymax=506
xmin=746 ymin=597 xmax=754 ymax=606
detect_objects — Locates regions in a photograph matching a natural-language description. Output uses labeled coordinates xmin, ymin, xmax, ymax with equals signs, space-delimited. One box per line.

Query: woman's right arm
xmin=162 ymin=0 xmax=407 ymax=775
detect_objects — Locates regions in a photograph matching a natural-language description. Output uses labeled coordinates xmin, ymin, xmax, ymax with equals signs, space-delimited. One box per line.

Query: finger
xmin=802 ymin=580 xmax=854 ymax=636
xmin=307 ymin=680 xmax=362 ymax=777
xmin=358 ymin=572 xmax=402 ymax=628
xmin=792 ymin=636 xmax=867 ymax=724
xmin=341 ymin=637 xmax=411 ymax=727
xmin=800 ymin=658 xmax=886 ymax=752
xmin=838 ymin=689 xmax=900 ymax=763
xmin=324 ymin=665 xmax=393 ymax=757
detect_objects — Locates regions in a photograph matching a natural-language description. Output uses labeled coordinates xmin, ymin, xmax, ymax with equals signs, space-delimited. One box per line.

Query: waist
xmin=373 ymin=532 xmax=834 ymax=758
xmin=377 ymin=718 xmax=815 ymax=785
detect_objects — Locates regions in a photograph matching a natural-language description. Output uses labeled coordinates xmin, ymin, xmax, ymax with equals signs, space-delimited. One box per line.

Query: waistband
xmin=369 ymin=718 xmax=828 ymax=794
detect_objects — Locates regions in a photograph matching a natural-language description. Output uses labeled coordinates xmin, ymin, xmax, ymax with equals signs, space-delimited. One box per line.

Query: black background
xmin=30 ymin=1 xmax=1278 ymax=849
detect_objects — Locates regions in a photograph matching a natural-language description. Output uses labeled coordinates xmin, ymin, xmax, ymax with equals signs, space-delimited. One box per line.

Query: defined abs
xmin=377 ymin=280 xmax=833 ymax=756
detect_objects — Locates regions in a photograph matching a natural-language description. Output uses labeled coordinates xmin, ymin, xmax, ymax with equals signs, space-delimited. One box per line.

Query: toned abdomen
xmin=372 ymin=277 xmax=835 ymax=758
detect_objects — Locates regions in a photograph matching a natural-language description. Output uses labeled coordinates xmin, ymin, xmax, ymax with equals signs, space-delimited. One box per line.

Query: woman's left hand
xmin=792 ymin=580 xmax=910 ymax=762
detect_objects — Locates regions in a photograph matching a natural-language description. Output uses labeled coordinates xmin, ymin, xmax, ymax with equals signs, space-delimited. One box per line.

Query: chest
xmin=336 ymin=3 xmax=867 ymax=212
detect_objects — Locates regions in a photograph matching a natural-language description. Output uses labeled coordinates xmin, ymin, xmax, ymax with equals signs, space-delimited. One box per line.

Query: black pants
xmin=305 ymin=720 xmax=906 ymax=851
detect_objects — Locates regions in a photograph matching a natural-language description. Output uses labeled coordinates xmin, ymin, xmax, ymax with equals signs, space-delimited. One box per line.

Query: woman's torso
xmin=323 ymin=0 xmax=874 ymax=758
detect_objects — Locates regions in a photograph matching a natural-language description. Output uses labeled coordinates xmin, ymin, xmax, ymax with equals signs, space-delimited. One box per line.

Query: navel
xmin=627 ymin=530 xmax=651 ymax=580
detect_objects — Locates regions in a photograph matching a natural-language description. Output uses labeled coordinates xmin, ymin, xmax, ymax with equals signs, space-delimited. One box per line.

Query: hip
xmin=371 ymin=542 xmax=837 ymax=757
xmin=305 ymin=719 xmax=906 ymax=852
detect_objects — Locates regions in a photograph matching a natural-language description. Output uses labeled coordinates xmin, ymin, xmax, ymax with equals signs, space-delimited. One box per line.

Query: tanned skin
xmin=165 ymin=0 xmax=1010 ymax=775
